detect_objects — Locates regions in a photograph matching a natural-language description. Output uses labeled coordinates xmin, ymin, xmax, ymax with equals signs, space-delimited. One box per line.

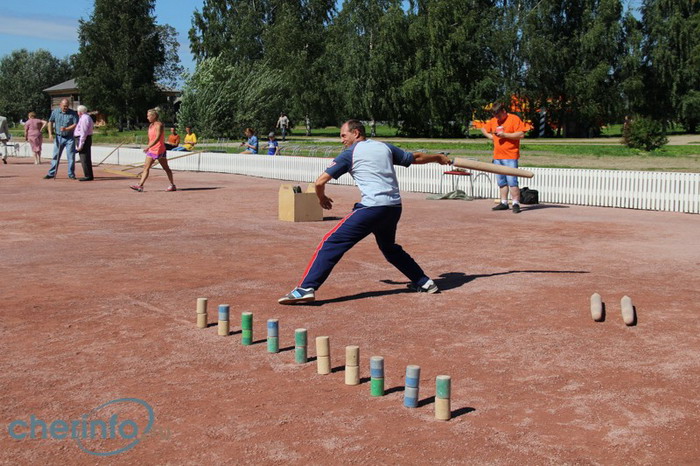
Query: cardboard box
xmin=278 ymin=184 xmax=323 ymax=222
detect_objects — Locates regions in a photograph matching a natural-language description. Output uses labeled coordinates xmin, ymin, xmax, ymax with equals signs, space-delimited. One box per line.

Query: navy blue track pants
xmin=298 ymin=204 xmax=429 ymax=290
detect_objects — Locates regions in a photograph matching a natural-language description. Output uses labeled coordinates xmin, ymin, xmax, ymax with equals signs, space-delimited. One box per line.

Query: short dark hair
xmin=491 ymin=102 xmax=507 ymax=114
xmin=344 ymin=119 xmax=366 ymax=137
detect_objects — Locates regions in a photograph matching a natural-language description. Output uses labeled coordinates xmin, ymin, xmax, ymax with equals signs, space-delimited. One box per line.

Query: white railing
xmin=24 ymin=143 xmax=700 ymax=214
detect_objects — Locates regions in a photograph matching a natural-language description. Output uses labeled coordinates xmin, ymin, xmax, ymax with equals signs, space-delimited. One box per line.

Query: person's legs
xmin=493 ymin=159 xmax=512 ymax=210
xmin=502 ymin=159 xmax=520 ymax=203
xmin=297 ymin=206 xmax=374 ymax=290
xmin=66 ymin=138 xmax=76 ymax=178
xmin=159 ymin=156 xmax=175 ymax=186
xmin=373 ymin=206 xmax=430 ymax=287
xmin=136 ymin=157 xmax=155 ymax=187
xmin=499 ymin=159 xmax=520 ymax=212
xmin=79 ymin=135 xmax=93 ymax=179
xmin=47 ymin=137 xmax=66 ymax=177
xmin=509 ymin=186 xmax=520 ymax=203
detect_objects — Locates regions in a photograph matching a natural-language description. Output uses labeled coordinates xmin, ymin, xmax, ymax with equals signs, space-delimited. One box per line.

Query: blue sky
xmin=2 ymin=0 xmax=643 ymax=79
xmin=0 ymin=0 xmax=204 ymax=73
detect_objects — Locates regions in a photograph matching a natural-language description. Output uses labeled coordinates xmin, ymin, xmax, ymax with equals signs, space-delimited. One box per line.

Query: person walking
xmin=24 ymin=112 xmax=48 ymax=164
xmin=129 ymin=109 xmax=176 ymax=192
xmin=278 ymin=119 xmax=451 ymax=305
xmin=74 ymin=105 xmax=94 ymax=181
xmin=276 ymin=113 xmax=289 ymax=141
xmin=0 ymin=115 xmax=10 ymax=164
xmin=44 ymin=99 xmax=79 ymax=179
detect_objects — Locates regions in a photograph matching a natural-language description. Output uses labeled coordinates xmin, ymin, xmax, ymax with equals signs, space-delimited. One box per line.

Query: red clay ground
xmin=1 ymin=158 xmax=699 ymax=464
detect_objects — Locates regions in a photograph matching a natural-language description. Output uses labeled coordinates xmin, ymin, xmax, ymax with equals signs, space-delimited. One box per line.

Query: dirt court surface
xmin=1 ymin=159 xmax=699 ymax=464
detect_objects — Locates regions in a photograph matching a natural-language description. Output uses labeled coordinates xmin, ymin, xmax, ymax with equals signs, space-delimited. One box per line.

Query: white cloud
xmin=0 ymin=15 xmax=78 ymax=42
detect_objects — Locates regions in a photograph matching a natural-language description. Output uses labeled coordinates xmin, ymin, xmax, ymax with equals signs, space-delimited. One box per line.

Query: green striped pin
xmin=294 ymin=328 xmax=307 ymax=364
xmin=241 ymin=312 xmax=253 ymax=345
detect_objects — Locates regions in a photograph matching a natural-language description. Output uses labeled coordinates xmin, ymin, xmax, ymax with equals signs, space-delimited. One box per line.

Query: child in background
xmin=183 ymin=127 xmax=197 ymax=151
xmin=240 ymin=128 xmax=258 ymax=154
xmin=266 ymin=132 xmax=280 ymax=155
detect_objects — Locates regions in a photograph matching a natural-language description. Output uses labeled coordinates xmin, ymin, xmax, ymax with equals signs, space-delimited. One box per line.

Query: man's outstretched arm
xmin=412 ymin=152 xmax=451 ymax=165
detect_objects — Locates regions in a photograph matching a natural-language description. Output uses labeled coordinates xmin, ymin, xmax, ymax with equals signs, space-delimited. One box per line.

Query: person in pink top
xmin=74 ymin=105 xmax=95 ymax=180
xmin=130 ymin=108 xmax=176 ymax=192
xmin=24 ymin=112 xmax=48 ymax=164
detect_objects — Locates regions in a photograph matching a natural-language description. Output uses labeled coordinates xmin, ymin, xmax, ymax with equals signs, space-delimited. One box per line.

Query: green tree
xmin=262 ymin=0 xmax=336 ymax=131
xmin=0 ymin=49 xmax=72 ymax=122
xmin=190 ymin=0 xmax=269 ymax=64
xmin=178 ymin=57 xmax=286 ymax=138
xmin=520 ymin=0 xmax=625 ymax=137
xmin=400 ymin=0 xmax=496 ymax=136
xmin=324 ymin=0 xmax=409 ymax=133
xmin=75 ymin=0 xmax=176 ymax=129
xmin=155 ymin=24 xmax=185 ymax=88
xmin=619 ymin=12 xmax=646 ymax=117
xmin=642 ymin=0 xmax=700 ymax=132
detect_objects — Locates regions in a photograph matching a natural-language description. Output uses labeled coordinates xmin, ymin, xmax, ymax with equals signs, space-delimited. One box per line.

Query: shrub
xmin=622 ymin=116 xmax=668 ymax=151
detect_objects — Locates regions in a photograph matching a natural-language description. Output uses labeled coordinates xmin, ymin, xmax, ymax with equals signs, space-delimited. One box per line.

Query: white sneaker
xmin=278 ymin=287 xmax=315 ymax=304
xmin=409 ymin=279 xmax=439 ymax=293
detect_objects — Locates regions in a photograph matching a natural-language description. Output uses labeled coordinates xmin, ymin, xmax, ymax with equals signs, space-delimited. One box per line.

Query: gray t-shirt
xmin=325 ymin=139 xmax=414 ymax=207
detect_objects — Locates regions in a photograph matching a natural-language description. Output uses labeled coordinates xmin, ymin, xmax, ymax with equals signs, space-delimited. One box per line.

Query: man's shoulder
xmin=506 ymin=113 xmax=524 ymax=123
xmin=359 ymin=138 xmax=388 ymax=148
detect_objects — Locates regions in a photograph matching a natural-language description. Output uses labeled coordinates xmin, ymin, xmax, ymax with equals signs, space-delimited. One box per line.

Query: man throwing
xmin=481 ymin=102 xmax=530 ymax=213
xmin=278 ymin=119 xmax=450 ymax=305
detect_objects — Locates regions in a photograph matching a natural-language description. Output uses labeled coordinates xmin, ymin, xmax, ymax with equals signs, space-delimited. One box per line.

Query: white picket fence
xmin=23 ymin=143 xmax=700 ymax=214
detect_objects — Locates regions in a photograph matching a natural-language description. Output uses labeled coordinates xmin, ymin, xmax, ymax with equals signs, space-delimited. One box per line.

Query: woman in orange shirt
xmin=130 ymin=109 xmax=176 ymax=192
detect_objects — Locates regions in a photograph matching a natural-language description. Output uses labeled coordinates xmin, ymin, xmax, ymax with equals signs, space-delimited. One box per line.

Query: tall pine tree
xmin=75 ymin=0 xmax=176 ymax=129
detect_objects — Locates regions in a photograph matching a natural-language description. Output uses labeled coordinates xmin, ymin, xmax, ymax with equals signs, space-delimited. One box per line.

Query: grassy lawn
xmin=9 ymin=125 xmax=699 ymax=172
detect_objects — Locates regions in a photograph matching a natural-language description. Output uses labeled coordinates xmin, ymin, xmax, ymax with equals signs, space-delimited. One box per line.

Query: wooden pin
xmin=345 ymin=345 xmax=360 ymax=385
xmin=590 ymin=292 xmax=603 ymax=322
xmin=435 ymin=397 xmax=451 ymax=421
xmin=345 ymin=345 xmax=359 ymax=366
xmin=621 ymin=295 xmax=636 ymax=326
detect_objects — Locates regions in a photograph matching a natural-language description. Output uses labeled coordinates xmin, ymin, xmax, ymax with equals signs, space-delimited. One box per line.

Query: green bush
xmin=622 ymin=116 xmax=668 ymax=151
